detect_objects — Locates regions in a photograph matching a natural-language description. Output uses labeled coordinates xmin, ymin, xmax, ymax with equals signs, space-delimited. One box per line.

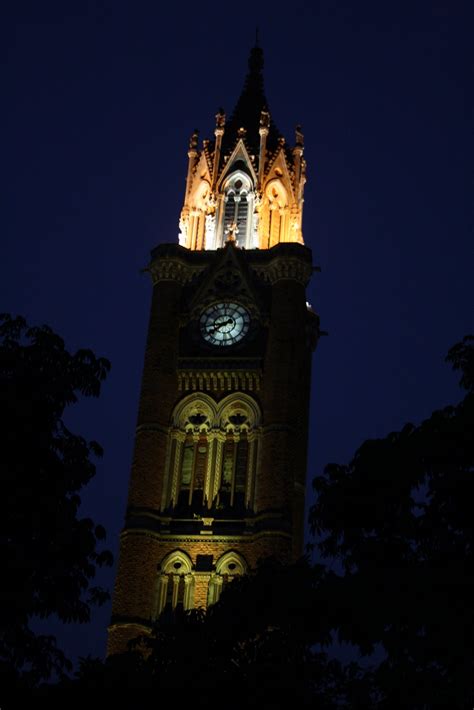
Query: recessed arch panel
xmin=159 ymin=549 xmax=193 ymax=575
xmin=215 ymin=550 xmax=248 ymax=576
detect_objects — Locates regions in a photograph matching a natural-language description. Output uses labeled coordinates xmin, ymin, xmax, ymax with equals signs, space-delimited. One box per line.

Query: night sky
xmin=3 ymin=1 xmax=472 ymax=664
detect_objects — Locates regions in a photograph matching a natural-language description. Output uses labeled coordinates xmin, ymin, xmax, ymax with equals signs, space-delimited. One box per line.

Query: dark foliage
xmin=5 ymin=327 xmax=473 ymax=709
xmin=0 ymin=314 xmax=113 ymax=687
xmin=310 ymin=335 xmax=474 ymax=708
xmin=60 ymin=559 xmax=375 ymax=707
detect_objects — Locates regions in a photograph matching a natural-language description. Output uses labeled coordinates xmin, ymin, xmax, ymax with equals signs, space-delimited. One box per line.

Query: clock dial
xmin=200 ymin=302 xmax=250 ymax=346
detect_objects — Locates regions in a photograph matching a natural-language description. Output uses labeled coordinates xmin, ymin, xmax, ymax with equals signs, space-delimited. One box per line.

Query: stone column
xmin=154 ymin=573 xmax=169 ymax=618
xmin=183 ymin=573 xmax=195 ymax=610
xmin=185 ymin=130 xmax=199 ymax=206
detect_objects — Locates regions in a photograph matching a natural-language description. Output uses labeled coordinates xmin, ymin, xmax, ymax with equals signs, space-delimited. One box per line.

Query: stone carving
xmin=253 ymin=257 xmax=313 ymax=286
xmin=149 ymin=259 xmax=204 ymax=285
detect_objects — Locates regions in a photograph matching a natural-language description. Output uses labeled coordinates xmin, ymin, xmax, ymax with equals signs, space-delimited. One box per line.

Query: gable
xmin=217 ymin=139 xmax=258 ymax=191
xmin=263 ymin=148 xmax=296 ymax=203
xmin=186 ymin=242 xmax=266 ymax=320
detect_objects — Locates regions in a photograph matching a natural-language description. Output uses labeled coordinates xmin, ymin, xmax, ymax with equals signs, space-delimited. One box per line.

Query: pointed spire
xmin=221 ymin=43 xmax=282 ymax=156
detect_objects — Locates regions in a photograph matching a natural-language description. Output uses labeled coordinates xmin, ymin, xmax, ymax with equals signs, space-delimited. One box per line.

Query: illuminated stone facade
xmin=178 ymin=48 xmax=305 ymax=252
xmin=108 ymin=46 xmax=320 ymax=655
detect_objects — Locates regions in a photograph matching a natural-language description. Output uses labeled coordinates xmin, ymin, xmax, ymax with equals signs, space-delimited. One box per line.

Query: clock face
xmin=200 ymin=302 xmax=250 ymax=346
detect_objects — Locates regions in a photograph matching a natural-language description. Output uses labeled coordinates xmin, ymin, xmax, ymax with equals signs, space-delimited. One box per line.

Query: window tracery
xmin=163 ymin=393 xmax=261 ymax=511
xmin=207 ymin=551 xmax=248 ymax=606
xmin=219 ymin=171 xmax=255 ymax=248
xmin=154 ymin=550 xmax=194 ymax=618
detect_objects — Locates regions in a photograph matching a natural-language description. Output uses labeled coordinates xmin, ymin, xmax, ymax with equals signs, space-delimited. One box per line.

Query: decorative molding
xmin=120 ymin=528 xmax=292 ymax=545
xmin=135 ymin=423 xmax=170 ymax=436
xmin=178 ymin=370 xmax=261 ymax=392
xmin=252 ymin=256 xmax=313 ymax=286
xmin=108 ymin=619 xmax=152 ymax=631
xmin=149 ymin=258 xmax=205 ymax=285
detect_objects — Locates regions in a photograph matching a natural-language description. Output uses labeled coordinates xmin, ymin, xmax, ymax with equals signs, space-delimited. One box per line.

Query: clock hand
xmin=207 ymin=320 xmax=230 ymax=334
xmin=207 ymin=318 xmax=234 ymax=334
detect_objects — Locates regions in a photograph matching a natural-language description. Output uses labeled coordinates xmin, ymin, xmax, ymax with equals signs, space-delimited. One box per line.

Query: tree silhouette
xmin=0 ymin=314 xmax=113 ymax=687
xmin=71 ymin=558 xmax=374 ymax=707
xmin=310 ymin=335 xmax=474 ymax=708
xmin=23 ymin=334 xmax=473 ymax=709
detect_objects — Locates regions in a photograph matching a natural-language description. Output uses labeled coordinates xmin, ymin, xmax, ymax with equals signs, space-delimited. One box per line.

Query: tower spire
xmin=178 ymin=44 xmax=306 ymax=251
xmin=221 ymin=43 xmax=281 ymax=156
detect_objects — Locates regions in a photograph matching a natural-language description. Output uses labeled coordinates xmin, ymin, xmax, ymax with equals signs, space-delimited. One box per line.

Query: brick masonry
xmin=107 ymin=243 xmax=318 ymax=656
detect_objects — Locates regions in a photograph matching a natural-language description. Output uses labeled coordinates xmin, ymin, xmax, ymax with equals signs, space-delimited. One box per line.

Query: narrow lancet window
xmin=218 ymin=433 xmax=248 ymax=508
xmin=220 ymin=437 xmax=235 ymax=507
xmin=192 ymin=440 xmax=208 ymax=506
xmin=234 ymin=434 xmax=248 ymax=507
xmin=179 ymin=439 xmax=194 ymax=505
xmin=220 ymin=172 xmax=254 ymax=247
xmin=167 ymin=393 xmax=260 ymax=512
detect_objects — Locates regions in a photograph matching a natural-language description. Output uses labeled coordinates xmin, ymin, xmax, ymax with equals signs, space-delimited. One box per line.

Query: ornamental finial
xmin=295 ymin=124 xmax=304 ymax=148
xmin=189 ymin=130 xmax=199 ymax=151
xmin=215 ymin=109 xmax=226 ymax=129
xmin=259 ymin=107 xmax=270 ymax=130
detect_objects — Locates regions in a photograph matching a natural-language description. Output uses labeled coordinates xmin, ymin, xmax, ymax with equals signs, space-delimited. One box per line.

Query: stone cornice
xmin=252 ymin=255 xmax=313 ymax=286
xmin=146 ymin=244 xmax=315 ymax=287
xmin=120 ymin=527 xmax=292 ymax=545
xmin=178 ymin=369 xmax=261 ymax=393
xmin=148 ymin=258 xmax=205 ymax=285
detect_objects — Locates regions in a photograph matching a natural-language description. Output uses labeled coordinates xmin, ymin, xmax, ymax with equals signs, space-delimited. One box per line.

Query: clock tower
xmin=108 ymin=45 xmax=321 ymax=655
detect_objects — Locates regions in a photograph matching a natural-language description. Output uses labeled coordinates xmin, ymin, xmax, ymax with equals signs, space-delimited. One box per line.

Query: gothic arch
xmin=163 ymin=392 xmax=261 ymax=511
xmin=217 ymin=392 xmax=262 ymax=432
xmin=217 ymin=170 xmax=255 ymax=249
xmin=172 ymin=393 xmax=218 ymax=433
xmin=159 ymin=549 xmax=193 ymax=574
xmin=208 ymin=550 xmax=248 ymax=606
xmin=222 ymin=169 xmax=253 ymax=194
xmin=215 ymin=550 xmax=248 ymax=575
xmin=154 ymin=550 xmax=194 ymax=618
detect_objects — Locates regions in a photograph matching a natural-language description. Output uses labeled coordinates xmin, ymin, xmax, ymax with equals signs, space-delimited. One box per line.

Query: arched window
xmin=208 ymin=551 xmax=248 ymax=606
xmin=234 ymin=432 xmax=249 ymax=502
xmin=178 ymin=434 xmax=209 ymax=507
xmin=220 ymin=171 xmax=254 ymax=248
xmin=164 ymin=396 xmax=216 ymax=510
xmin=154 ymin=551 xmax=194 ymax=618
xmin=219 ymin=431 xmax=249 ymax=509
xmin=215 ymin=397 xmax=260 ymax=511
xmin=180 ymin=439 xmax=194 ymax=495
xmin=163 ymin=393 xmax=261 ymax=512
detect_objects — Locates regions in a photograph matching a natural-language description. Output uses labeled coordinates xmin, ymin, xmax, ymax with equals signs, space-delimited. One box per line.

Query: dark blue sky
xmin=3 ymin=1 xmax=472 ymax=664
